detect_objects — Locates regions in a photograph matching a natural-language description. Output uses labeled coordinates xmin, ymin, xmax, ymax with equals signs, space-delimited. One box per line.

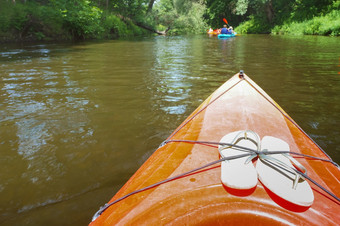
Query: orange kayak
xmin=90 ymin=71 xmax=340 ymax=225
xmin=207 ymin=29 xmax=221 ymax=35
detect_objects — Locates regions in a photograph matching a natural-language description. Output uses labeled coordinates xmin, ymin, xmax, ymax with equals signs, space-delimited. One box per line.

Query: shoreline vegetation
xmin=0 ymin=0 xmax=339 ymax=43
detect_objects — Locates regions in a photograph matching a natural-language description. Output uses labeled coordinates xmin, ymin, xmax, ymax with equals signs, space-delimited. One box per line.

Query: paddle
xmin=223 ymin=18 xmax=240 ymax=36
xmin=223 ymin=18 xmax=229 ymax=27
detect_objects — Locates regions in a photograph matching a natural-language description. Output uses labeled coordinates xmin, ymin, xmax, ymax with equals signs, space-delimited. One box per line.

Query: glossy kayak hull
xmin=90 ymin=72 xmax=340 ymax=225
xmin=218 ymin=33 xmax=236 ymax=39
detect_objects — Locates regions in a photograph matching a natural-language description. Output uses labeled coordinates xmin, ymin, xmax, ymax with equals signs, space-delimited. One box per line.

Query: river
xmin=0 ymin=34 xmax=339 ymax=225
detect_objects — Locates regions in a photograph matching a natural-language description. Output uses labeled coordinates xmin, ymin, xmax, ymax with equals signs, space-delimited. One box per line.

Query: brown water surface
xmin=0 ymin=35 xmax=339 ymax=225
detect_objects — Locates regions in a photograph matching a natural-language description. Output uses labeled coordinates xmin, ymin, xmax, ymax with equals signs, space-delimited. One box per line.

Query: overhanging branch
xmin=117 ymin=14 xmax=170 ymax=35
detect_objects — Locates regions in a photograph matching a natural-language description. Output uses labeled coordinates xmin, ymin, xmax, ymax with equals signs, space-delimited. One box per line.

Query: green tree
xmin=112 ymin=0 xmax=148 ymax=18
xmin=151 ymin=0 xmax=208 ymax=34
xmin=51 ymin=0 xmax=103 ymax=39
xmin=204 ymin=0 xmax=246 ymax=29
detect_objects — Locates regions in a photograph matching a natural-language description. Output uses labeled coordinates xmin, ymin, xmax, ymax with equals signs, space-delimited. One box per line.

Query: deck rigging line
xmin=92 ymin=139 xmax=340 ymax=221
xmin=92 ymin=150 xmax=249 ymax=221
xmin=165 ymin=139 xmax=337 ymax=165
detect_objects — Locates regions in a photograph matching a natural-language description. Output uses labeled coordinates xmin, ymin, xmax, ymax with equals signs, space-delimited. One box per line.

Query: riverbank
xmin=0 ymin=0 xmax=339 ymax=43
xmin=0 ymin=1 xmax=149 ymax=43
xmin=271 ymin=9 xmax=340 ymax=36
xmin=235 ymin=9 xmax=340 ymax=36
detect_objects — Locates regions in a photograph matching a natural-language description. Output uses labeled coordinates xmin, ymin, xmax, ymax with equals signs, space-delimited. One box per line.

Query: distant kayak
xmin=218 ymin=33 xmax=237 ymax=39
xmin=207 ymin=29 xmax=220 ymax=36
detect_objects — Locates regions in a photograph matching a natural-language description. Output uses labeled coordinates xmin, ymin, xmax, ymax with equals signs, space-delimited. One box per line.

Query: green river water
xmin=0 ymin=34 xmax=339 ymax=225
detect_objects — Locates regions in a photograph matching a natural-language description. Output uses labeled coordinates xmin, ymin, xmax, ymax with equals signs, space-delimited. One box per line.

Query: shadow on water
xmin=0 ymin=35 xmax=339 ymax=225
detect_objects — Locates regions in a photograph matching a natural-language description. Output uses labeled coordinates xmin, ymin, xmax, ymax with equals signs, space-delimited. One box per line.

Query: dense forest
xmin=0 ymin=0 xmax=339 ymax=42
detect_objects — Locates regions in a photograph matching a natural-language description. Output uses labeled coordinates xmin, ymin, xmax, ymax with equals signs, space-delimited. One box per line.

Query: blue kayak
xmin=218 ymin=33 xmax=236 ymax=39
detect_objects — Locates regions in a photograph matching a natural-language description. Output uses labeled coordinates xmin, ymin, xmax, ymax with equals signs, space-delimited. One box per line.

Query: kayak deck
xmin=91 ymin=72 xmax=340 ymax=225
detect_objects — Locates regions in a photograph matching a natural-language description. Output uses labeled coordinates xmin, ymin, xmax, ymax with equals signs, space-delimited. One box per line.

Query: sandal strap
xmin=219 ymin=130 xmax=260 ymax=163
xmin=259 ymin=152 xmax=307 ymax=190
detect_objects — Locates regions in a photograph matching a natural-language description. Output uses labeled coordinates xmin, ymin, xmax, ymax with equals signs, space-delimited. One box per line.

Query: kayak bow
xmin=91 ymin=71 xmax=340 ymax=225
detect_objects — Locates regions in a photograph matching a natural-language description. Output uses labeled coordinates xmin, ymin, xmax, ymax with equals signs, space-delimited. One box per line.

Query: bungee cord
xmin=92 ymin=139 xmax=340 ymax=221
xmin=92 ymin=147 xmax=250 ymax=221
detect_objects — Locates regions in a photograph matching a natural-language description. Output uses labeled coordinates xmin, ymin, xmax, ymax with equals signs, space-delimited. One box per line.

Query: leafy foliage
xmin=272 ymin=9 xmax=340 ymax=36
xmin=204 ymin=0 xmax=242 ymax=29
xmin=170 ymin=2 xmax=208 ymax=34
xmin=0 ymin=1 xmax=63 ymax=41
xmin=102 ymin=13 xmax=148 ymax=38
xmin=205 ymin=0 xmax=339 ymax=35
xmin=151 ymin=0 xmax=208 ymax=35
xmin=112 ymin=0 xmax=148 ymax=18
xmin=51 ymin=0 xmax=103 ymax=39
xmin=0 ymin=0 xmax=338 ymax=41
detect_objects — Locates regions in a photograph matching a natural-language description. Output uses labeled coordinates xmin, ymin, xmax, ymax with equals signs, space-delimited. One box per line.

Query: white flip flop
xmin=219 ymin=130 xmax=259 ymax=190
xmin=256 ymin=136 xmax=314 ymax=207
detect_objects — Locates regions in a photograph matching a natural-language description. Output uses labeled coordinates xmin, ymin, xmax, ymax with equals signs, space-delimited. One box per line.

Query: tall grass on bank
xmin=272 ymin=10 xmax=340 ymax=36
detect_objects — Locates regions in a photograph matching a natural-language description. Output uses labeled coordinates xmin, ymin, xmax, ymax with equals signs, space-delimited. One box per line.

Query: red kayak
xmin=90 ymin=71 xmax=340 ymax=225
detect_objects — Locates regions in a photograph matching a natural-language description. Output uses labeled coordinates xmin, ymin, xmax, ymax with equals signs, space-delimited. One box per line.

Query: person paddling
xmin=221 ymin=25 xmax=228 ymax=34
xmin=221 ymin=25 xmax=234 ymax=35
xmin=229 ymin=26 xmax=234 ymax=34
